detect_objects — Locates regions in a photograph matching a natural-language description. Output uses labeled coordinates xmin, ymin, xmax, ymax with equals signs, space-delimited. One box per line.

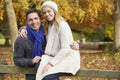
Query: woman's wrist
xmin=48 ymin=62 xmax=53 ymax=67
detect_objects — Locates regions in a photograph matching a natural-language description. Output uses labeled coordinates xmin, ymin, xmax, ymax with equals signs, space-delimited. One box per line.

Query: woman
xmin=36 ymin=1 xmax=80 ymax=80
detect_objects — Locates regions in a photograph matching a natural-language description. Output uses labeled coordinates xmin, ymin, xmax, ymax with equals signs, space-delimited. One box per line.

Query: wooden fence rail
xmin=0 ymin=65 xmax=120 ymax=80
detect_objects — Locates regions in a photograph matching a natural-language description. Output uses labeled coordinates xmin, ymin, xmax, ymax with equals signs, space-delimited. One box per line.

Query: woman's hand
xmin=19 ymin=28 xmax=27 ymax=38
xmin=70 ymin=41 xmax=79 ymax=50
xmin=42 ymin=62 xmax=53 ymax=74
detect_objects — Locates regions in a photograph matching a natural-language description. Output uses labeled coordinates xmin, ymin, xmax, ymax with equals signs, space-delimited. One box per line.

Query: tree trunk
xmin=4 ymin=0 xmax=18 ymax=50
xmin=114 ymin=0 xmax=120 ymax=51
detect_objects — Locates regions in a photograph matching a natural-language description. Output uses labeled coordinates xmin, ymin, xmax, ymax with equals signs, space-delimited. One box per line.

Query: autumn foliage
xmin=0 ymin=0 xmax=114 ymax=40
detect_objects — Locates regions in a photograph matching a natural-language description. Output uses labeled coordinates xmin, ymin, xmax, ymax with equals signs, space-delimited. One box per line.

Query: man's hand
xmin=32 ymin=56 xmax=41 ymax=64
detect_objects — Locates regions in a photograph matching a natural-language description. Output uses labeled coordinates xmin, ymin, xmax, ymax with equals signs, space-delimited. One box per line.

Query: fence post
xmin=0 ymin=74 xmax=4 ymax=80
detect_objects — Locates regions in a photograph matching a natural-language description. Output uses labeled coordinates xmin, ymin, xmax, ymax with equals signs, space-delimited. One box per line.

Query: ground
xmin=0 ymin=46 xmax=120 ymax=80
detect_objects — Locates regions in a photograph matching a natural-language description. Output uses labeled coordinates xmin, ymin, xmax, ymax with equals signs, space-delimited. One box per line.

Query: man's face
xmin=27 ymin=12 xmax=41 ymax=31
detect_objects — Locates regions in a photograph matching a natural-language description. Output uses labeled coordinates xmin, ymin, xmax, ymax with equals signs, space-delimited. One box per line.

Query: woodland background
xmin=0 ymin=0 xmax=120 ymax=80
xmin=0 ymin=0 xmax=114 ymax=42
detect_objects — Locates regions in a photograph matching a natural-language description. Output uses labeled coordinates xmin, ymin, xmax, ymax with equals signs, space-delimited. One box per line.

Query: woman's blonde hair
xmin=44 ymin=11 xmax=65 ymax=35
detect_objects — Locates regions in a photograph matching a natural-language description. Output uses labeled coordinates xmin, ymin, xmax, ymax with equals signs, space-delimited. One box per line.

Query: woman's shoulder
xmin=59 ymin=20 xmax=68 ymax=25
xmin=59 ymin=21 xmax=70 ymax=30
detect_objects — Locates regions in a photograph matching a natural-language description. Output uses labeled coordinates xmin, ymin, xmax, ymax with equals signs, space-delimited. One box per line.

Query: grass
xmin=114 ymin=53 xmax=120 ymax=63
xmin=72 ymin=31 xmax=80 ymax=41
xmin=0 ymin=38 xmax=5 ymax=45
xmin=0 ymin=38 xmax=11 ymax=46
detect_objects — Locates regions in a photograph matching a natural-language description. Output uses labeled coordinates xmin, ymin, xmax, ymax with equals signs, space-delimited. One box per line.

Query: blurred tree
xmin=114 ymin=0 xmax=120 ymax=51
xmin=0 ymin=0 xmax=115 ymax=46
xmin=4 ymin=0 xmax=18 ymax=50
xmin=0 ymin=0 xmax=114 ymax=28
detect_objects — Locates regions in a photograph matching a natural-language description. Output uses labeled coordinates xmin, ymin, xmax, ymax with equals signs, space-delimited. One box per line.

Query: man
xmin=14 ymin=8 xmax=46 ymax=80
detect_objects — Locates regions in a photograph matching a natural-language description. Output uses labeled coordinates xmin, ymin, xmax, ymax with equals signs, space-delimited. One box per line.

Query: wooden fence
xmin=0 ymin=65 xmax=120 ymax=80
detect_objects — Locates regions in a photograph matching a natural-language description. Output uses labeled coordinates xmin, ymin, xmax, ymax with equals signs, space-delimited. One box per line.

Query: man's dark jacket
xmin=14 ymin=36 xmax=34 ymax=67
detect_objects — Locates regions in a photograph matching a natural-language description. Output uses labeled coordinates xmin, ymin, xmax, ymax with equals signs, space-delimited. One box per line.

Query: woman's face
xmin=42 ymin=7 xmax=55 ymax=22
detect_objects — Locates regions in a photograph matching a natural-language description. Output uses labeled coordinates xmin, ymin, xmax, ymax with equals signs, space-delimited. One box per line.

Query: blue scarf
xmin=26 ymin=25 xmax=45 ymax=58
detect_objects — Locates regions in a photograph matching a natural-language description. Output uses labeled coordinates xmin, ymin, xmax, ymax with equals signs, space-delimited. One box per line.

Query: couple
xmin=14 ymin=1 xmax=80 ymax=80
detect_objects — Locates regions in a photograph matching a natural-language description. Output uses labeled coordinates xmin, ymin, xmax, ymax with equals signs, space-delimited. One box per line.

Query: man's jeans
xmin=25 ymin=62 xmax=40 ymax=80
xmin=35 ymin=61 xmax=40 ymax=70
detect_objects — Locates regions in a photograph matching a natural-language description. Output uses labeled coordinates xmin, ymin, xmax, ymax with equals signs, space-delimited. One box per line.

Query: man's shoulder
xmin=15 ymin=36 xmax=31 ymax=43
xmin=15 ymin=36 xmax=33 ymax=48
xmin=16 ymin=36 xmax=26 ymax=41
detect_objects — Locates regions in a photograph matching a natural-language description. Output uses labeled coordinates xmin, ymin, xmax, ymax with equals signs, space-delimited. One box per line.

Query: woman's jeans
xmin=42 ymin=73 xmax=71 ymax=80
xmin=26 ymin=74 xmax=36 ymax=80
